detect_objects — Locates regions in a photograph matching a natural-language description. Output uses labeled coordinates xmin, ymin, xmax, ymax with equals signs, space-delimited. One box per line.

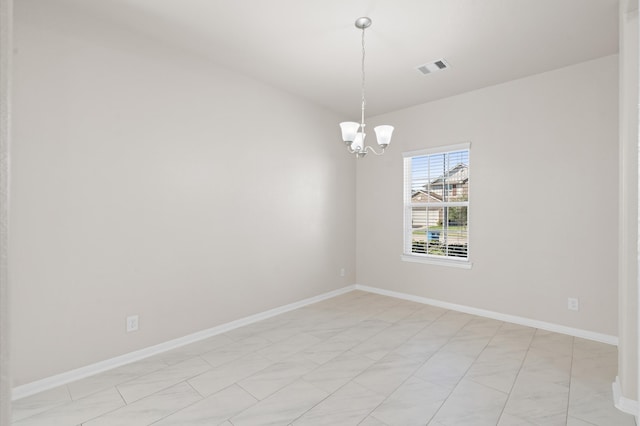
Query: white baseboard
xmin=354 ymin=284 xmax=618 ymax=346
xmin=13 ymin=283 xmax=620 ymax=401
xmin=12 ymin=285 xmax=356 ymax=401
xmin=613 ymin=376 xmax=639 ymax=416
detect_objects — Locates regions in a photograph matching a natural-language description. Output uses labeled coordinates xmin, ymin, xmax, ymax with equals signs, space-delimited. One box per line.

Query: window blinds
xmin=403 ymin=144 xmax=470 ymax=260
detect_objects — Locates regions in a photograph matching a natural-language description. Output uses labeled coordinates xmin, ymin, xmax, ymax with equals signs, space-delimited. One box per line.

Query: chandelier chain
xmin=360 ymin=26 xmax=366 ymax=127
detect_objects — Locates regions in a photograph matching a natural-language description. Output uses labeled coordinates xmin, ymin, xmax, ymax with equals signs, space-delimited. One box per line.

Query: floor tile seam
xmin=223 ymin=329 xmax=263 ymax=342
xmin=398 ymin=312 xmax=444 ymax=332
xmin=11 ymin=385 xmax=80 ymax=422
xmin=358 ymin=307 xmax=403 ymax=323
xmin=17 ymin=383 xmax=128 ymax=425
xmin=281 ymin=378 xmax=339 ymax=425
xmin=465 ymin=376 xmax=512 ymax=396
xmin=64 ymin=384 xmax=72 ymax=403
xmin=354 ymin=322 xmax=435 ymax=362
xmin=143 ymin=400 xmax=207 ymax=426
xmin=568 ymin=380 xmax=619 ymax=397
xmin=398 ymin=315 xmax=437 ymax=338
xmin=396 ymin=317 xmax=439 ymax=331
xmin=335 ymin=320 xmax=393 ymax=341
xmin=199 ymin=351 xmax=244 ymax=370
xmin=122 ymin=363 xmax=211 ymax=405
xmin=571 ymin=354 xmax=619 ymax=368
xmin=11 ymin=394 xmax=90 ymax=425
xmin=225 ymin=320 xmax=293 ymax=342
xmin=409 ymin=312 xmax=476 ymax=377
xmin=372 ymin=306 xmax=427 ymax=324
xmin=351 ymin=358 xmax=423 ymax=395
xmin=567 ymin=413 xmax=606 ymax=426
xmin=432 ymin=310 xmax=473 ymax=327
xmin=136 ymin=392 xmax=205 ymax=426
xmin=348 ymin=323 xmax=479 ymax=425
xmin=291 ymin=371 xmax=397 ymax=426
xmin=262 ymin=328 xmax=315 ymax=344
xmin=190 ymin=365 xmax=274 ymax=399
xmin=297 ymin=376 xmax=334 ymax=397
xmin=120 ymin=377 xmax=197 ymax=405
xmin=234 ymin=380 xmax=268 ymax=402
xmin=405 ymin=308 xmax=456 ymax=336
xmin=114 ymin=385 xmax=127 ymax=406
xmin=129 ymin=381 xmax=209 ymax=426
xmin=257 ymin=337 xmax=323 ymax=364
xmin=426 ymin=381 xmax=510 ymax=426
xmin=106 ymin=380 xmax=214 ymax=425
xmin=311 ymin=318 xmax=367 ymax=337
xmin=299 ymin=346 xmax=355 ymax=371
xmin=361 ymin=326 xmax=451 ymax=370
xmin=422 ymin=390 xmax=448 ymax=425
xmin=237 ymin=356 xmax=320 ymax=397
xmin=526 ymin=347 xmax=576 ymax=361
xmin=352 ymin=357 xmax=444 ymax=426
xmin=565 ymin=334 xmax=580 ymax=425
xmin=115 ymin=354 xmax=212 ymax=396
xmin=494 ymin=326 xmax=542 ymax=425
xmin=362 ymin=413 xmax=391 ymax=426
xmin=444 ymin=316 xmax=502 ymax=359
xmin=431 ymin=321 xmax=517 ymax=426
xmin=400 ymin=335 xmax=453 ymax=361
xmin=303 ymin=348 xmax=370 ymax=380
xmin=195 ymin=336 xmax=246 ymax=357
xmin=70 ymin=388 xmax=128 ymax=426
xmin=183 ymin=377 xmax=208 ymax=401
xmin=431 ymin=307 xmax=449 ymax=322
xmin=355 ymin=397 xmax=397 ymax=426
xmin=480 ymin=326 xmax=535 ymax=362
xmin=354 ymin=314 xmax=396 ymax=334
xmin=68 ymin=364 xmax=173 ymax=402
xmin=201 ymin=347 xmax=273 ymax=372
xmin=119 ymin=358 xmax=174 ymax=387
xmin=190 ymin=382 xmax=262 ymax=425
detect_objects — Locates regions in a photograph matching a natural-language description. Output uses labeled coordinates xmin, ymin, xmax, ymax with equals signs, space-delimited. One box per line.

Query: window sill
xmin=401 ymin=254 xmax=473 ymax=269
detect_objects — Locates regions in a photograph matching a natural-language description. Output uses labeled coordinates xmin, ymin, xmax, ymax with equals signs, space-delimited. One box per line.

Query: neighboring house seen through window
xmin=403 ymin=143 xmax=470 ymax=266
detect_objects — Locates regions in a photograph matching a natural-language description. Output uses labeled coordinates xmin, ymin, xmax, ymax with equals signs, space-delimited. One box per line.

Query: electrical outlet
xmin=126 ymin=315 xmax=139 ymax=332
xmin=567 ymin=298 xmax=579 ymax=311
xmin=340 ymin=268 xmax=345 ymax=277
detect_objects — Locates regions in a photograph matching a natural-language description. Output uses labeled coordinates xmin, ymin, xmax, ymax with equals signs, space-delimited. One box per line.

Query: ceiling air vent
xmin=417 ymin=58 xmax=450 ymax=75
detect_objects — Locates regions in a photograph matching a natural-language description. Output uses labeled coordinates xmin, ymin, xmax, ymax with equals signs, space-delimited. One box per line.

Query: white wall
xmin=357 ymin=55 xmax=619 ymax=336
xmin=10 ymin=1 xmax=355 ymax=386
xmin=1 ymin=0 xmax=12 ymax=422
xmin=618 ymin=0 xmax=639 ymax=404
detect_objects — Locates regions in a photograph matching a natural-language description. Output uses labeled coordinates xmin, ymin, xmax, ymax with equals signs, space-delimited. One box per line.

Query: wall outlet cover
xmin=567 ymin=298 xmax=579 ymax=311
xmin=126 ymin=315 xmax=139 ymax=332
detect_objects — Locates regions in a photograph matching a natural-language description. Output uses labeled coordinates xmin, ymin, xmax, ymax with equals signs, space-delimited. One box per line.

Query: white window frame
xmin=402 ymin=142 xmax=472 ymax=269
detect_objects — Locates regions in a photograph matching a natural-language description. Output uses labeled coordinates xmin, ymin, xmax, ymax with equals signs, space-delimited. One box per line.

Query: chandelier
xmin=339 ymin=17 xmax=394 ymax=159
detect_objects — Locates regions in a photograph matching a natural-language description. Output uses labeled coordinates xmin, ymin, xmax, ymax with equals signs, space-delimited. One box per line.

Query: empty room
xmin=1 ymin=0 xmax=639 ymax=425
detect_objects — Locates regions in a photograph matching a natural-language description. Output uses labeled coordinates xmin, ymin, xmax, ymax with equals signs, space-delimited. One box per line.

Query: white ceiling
xmin=67 ymin=0 xmax=619 ymax=118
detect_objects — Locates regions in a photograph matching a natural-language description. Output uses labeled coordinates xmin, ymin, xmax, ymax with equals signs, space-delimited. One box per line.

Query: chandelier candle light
xmin=339 ymin=17 xmax=394 ymax=158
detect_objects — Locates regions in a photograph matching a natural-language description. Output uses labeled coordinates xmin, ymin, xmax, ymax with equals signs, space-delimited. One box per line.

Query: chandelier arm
xmin=347 ymin=145 xmax=369 ymax=158
xmin=364 ymin=145 xmax=386 ymax=156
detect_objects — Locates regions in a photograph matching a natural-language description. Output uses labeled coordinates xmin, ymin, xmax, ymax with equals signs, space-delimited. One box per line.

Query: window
xmin=403 ymin=143 xmax=470 ymax=267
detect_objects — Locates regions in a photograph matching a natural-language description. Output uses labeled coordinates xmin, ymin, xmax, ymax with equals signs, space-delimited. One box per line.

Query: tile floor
xmin=11 ymin=291 xmax=636 ymax=426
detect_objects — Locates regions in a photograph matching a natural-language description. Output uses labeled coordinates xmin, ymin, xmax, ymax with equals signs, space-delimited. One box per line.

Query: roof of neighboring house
xmin=428 ymin=163 xmax=469 ymax=187
xmin=411 ymin=190 xmax=443 ymax=202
